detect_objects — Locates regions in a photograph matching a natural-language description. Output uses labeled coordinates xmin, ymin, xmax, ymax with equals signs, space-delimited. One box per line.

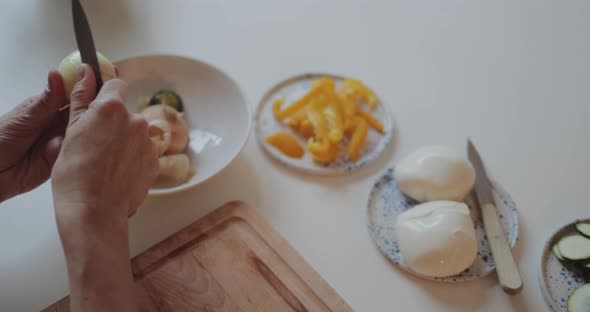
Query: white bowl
xmin=115 ymin=55 xmax=251 ymax=195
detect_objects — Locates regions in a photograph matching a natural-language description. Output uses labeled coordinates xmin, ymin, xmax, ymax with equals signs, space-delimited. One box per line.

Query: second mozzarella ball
xmin=394 ymin=145 xmax=476 ymax=202
xmin=395 ymin=200 xmax=478 ymax=277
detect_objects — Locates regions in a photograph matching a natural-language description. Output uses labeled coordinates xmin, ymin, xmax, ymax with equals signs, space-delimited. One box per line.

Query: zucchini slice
xmin=568 ymin=283 xmax=590 ymax=312
xmin=576 ymin=222 xmax=590 ymax=239
xmin=149 ymin=90 xmax=184 ymax=112
xmin=558 ymin=235 xmax=590 ymax=261
xmin=553 ymin=244 xmax=565 ymax=260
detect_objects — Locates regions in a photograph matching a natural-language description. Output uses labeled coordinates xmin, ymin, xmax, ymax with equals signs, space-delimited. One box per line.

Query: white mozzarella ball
xmin=395 ymin=200 xmax=478 ymax=277
xmin=394 ymin=145 xmax=476 ymax=202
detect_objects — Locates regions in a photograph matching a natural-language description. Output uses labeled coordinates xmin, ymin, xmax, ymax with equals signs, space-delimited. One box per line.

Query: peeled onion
xmin=158 ymin=154 xmax=192 ymax=182
xmin=141 ymin=105 xmax=189 ymax=154
xmin=147 ymin=120 xmax=172 ymax=156
xmin=58 ymin=50 xmax=116 ymax=100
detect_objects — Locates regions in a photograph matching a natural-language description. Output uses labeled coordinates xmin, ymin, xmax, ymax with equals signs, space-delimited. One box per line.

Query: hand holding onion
xmin=59 ymin=51 xmax=192 ymax=184
xmin=58 ymin=51 xmax=117 ymax=100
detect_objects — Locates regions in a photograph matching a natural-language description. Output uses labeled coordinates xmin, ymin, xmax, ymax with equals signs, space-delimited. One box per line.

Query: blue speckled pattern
xmin=367 ymin=167 xmax=520 ymax=282
xmin=539 ymin=219 xmax=590 ymax=312
xmin=255 ymin=73 xmax=394 ymax=175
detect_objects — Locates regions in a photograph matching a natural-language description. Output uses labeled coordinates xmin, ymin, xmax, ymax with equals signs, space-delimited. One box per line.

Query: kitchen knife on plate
xmin=468 ymin=139 xmax=523 ymax=295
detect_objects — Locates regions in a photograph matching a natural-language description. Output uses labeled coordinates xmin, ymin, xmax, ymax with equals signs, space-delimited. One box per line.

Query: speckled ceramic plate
xmin=367 ymin=167 xmax=519 ymax=282
xmin=539 ymin=219 xmax=590 ymax=312
xmin=255 ymin=73 xmax=394 ymax=175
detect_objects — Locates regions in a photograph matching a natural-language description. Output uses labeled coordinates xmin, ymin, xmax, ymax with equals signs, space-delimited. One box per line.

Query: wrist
xmin=55 ymin=203 xmax=129 ymax=248
xmin=55 ymin=199 xmax=128 ymax=226
xmin=55 ymin=202 xmax=136 ymax=312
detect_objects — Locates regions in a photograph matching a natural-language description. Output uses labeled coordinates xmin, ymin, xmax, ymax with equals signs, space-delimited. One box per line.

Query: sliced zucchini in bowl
xmin=553 ymin=244 xmax=565 ymax=260
xmin=568 ymin=283 xmax=590 ymax=312
xmin=149 ymin=90 xmax=184 ymax=112
xmin=557 ymin=235 xmax=590 ymax=261
xmin=577 ymin=222 xmax=590 ymax=239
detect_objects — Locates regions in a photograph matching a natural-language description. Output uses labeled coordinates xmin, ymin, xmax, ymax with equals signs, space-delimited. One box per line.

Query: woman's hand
xmin=51 ymin=64 xmax=158 ymax=312
xmin=0 ymin=71 xmax=68 ymax=202
xmin=51 ymin=65 xmax=159 ymax=223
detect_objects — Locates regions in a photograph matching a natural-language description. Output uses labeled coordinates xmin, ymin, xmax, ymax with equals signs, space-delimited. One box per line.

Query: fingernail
xmin=77 ymin=65 xmax=86 ymax=81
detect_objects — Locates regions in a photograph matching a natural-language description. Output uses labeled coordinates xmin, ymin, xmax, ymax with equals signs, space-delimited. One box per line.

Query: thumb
xmin=68 ymin=64 xmax=97 ymax=126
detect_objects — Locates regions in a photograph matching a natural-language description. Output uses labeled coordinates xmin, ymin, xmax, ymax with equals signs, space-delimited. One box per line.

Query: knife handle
xmin=481 ymin=203 xmax=523 ymax=295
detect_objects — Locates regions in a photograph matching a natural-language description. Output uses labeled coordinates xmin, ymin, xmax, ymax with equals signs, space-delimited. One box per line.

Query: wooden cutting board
xmin=42 ymin=201 xmax=352 ymax=312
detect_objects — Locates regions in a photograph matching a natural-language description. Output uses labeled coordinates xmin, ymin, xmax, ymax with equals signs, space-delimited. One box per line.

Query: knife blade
xmin=468 ymin=139 xmax=523 ymax=295
xmin=72 ymin=0 xmax=103 ymax=91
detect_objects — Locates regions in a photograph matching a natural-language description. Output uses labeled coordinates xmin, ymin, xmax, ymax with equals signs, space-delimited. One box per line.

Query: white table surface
xmin=1 ymin=1 xmax=589 ymax=311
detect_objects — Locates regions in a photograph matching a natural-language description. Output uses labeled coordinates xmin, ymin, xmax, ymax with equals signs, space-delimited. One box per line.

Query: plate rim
xmin=114 ymin=54 xmax=252 ymax=195
xmin=366 ymin=167 xmax=520 ymax=282
xmin=254 ymin=72 xmax=394 ymax=176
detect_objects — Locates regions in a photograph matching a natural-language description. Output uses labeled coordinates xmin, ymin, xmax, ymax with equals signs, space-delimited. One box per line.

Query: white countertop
xmin=1 ymin=1 xmax=589 ymax=311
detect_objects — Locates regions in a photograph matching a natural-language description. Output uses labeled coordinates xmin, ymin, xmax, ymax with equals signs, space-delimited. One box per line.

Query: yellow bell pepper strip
xmin=353 ymin=81 xmax=377 ymax=109
xmin=339 ymin=78 xmax=378 ymax=109
xmin=336 ymin=93 xmax=357 ymax=131
xmin=339 ymin=93 xmax=357 ymax=118
xmin=357 ymin=109 xmax=384 ymax=133
xmin=298 ymin=119 xmax=315 ymax=138
xmin=306 ymin=96 xmax=329 ymax=140
xmin=324 ymin=89 xmax=344 ymax=144
xmin=337 ymin=78 xmax=358 ymax=97
xmin=311 ymin=77 xmax=335 ymax=90
xmin=272 ymin=98 xmax=285 ymax=116
xmin=274 ymin=89 xmax=319 ymax=120
xmin=312 ymin=145 xmax=338 ymax=163
xmin=274 ymin=78 xmax=333 ymax=120
xmin=348 ymin=117 xmax=369 ymax=162
xmin=344 ymin=121 xmax=356 ymax=138
xmin=265 ymin=131 xmax=305 ymax=158
xmin=361 ymin=90 xmax=377 ymax=108
xmin=287 ymin=109 xmax=307 ymax=129
xmin=307 ymin=136 xmax=331 ymax=154
xmin=308 ymin=138 xmax=339 ymax=164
